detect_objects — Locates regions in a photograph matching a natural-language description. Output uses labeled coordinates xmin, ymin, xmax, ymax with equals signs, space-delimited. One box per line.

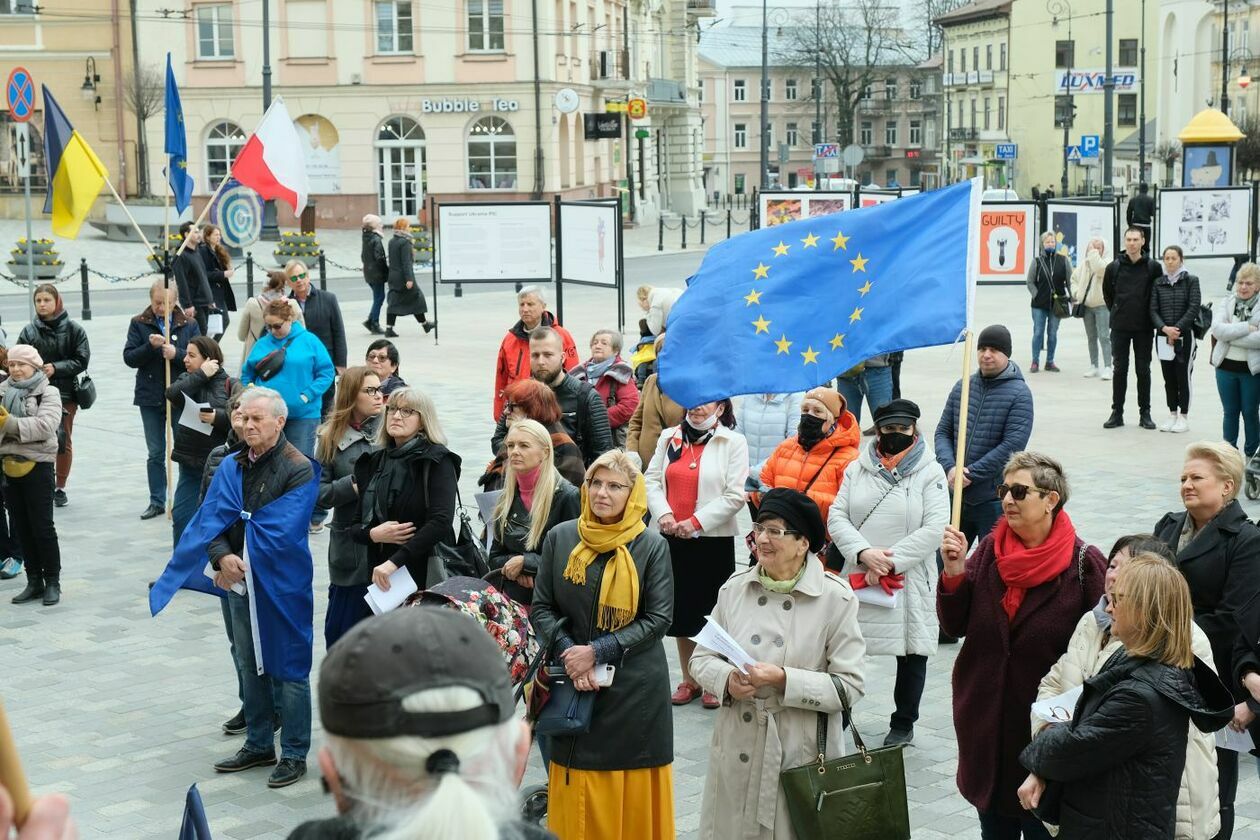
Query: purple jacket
xmin=937 ymin=530 xmax=1106 ymax=818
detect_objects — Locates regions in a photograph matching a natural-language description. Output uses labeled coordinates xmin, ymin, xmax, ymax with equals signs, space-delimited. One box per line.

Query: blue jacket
xmin=241 ymin=321 xmax=334 ymax=420
xmin=933 ymin=361 xmax=1034 ymax=504
xmin=738 ymin=392 xmax=805 ymax=471
xmin=123 ymin=307 xmax=200 ymax=407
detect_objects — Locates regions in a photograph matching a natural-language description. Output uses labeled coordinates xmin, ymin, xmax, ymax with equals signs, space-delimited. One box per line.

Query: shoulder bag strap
xmin=854 ymin=476 xmax=901 ymax=532
xmin=803 ymin=447 xmax=840 ymax=493
xmin=815 ymin=674 xmax=868 ymax=766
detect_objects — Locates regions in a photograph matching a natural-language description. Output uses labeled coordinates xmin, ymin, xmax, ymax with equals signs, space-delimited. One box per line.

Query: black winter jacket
xmin=1020 ymin=653 xmax=1233 ymax=840
xmin=1150 ymin=271 xmax=1202 ymax=337
xmin=209 ymin=433 xmax=314 ymax=566
xmin=490 ymin=374 xmax=613 ymax=466
xmin=200 ymin=438 xmax=242 ymax=501
xmin=317 ymin=414 xmax=381 ymax=587
xmin=1127 ymin=192 xmax=1155 ymax=226
xmin=1026 ymin=252 xmax=1071 ymax=311
xmin=173 ymin=248 xmax=215 ymax=310
xmin=165 ymin=367 xmax=237 ymax=469
xmin=198 ymin=242 xmax=238 ymax=313
xmin=295 ymin=287 xmax=348 ymax=368
xmin=18 ymin=311 xmax=90 ymax=401
xmin=122 ymin=306 xmax=199 ymax=407
xmin=1103 ymin=253 xmax=1162 ymax=332
xmin=488 ymin=478 xmax=580 ymax=603
xmin=360 ymin=229 xmax=388 ymax=286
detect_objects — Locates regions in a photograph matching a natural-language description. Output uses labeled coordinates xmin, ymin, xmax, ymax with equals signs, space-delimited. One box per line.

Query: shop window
xmin=467 ymin=116 xmax=517 ymax=189
xmin=205 ymin=120 xmax=245 ymax=186
xmin=376 ymin=1 xmax=414 ymax=54
xmin=376 ymin=116 xmax=426 ymax=216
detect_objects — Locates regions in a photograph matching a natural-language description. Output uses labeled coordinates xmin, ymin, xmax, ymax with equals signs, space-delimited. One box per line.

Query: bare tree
xmin=1154 ymin=141 xmax=1180 ymax=188
xmin=919 ymin=0 xmax=970 ymax=59
xmin=124 ymin=63 xmax=164 ymax=197
xmin=1235 ymin=117 xmax=1260 ymax=182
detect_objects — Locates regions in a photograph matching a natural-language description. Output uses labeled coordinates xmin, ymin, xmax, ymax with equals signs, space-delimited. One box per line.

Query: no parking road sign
xmin=6 ymin=67 xmax=35 ymax=123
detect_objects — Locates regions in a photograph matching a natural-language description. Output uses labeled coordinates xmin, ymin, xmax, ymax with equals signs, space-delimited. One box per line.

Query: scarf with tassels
xmin=563 ymin=474 xmax=649 ymax=631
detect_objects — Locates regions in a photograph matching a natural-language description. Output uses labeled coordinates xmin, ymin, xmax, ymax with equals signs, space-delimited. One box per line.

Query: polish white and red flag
xmin=231 ymin=98 xmax=309 ymax=214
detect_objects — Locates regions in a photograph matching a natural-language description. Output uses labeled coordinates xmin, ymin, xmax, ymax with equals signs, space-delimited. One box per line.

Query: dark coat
xmin=122 ymin=306 xmax=199 ymax=407
xmin=198 ymin=242 xmax=238 ymax=313
xmin=165 ymin=367 xmax=236 ymax=469
xmin=173 ymin=247 xmax=215 ymax=310
xmin=1154 ymin=501 xmax=1260 ymax=704
xmin=1127 ymin=192 xmax=1155 ymax=226
xmin=1027 ymin=252 xmax=1071 ymax=311
xmin=386 ymin=232 xmax=427 ymax=316
xmin=296 ymin=287 xmax=348 ymax=369
xmin=479 ymin=424 xmax=587 ymax=493
xmin=1103 ymin=253 xmax=1162 ymax=333
xmin=209 ymin=434 xmax=315 ymax=565
xmin=531 ymin=522 xmax=675 ymax=770
xmin=361 ymin=229 xmax=389 ymax=287
xmin=19 ymin=311 xmax=90 ymax=402
xmin=937 ymin=531 xmax=1107 ymax=818
xmin=200 ymin=439 xmax=243 ymax=501
xmin=317 ymin=415 xmax=381 ymax=588
xmin=349 ymin=438 xmax=461 ymax=584
xmin=488 ymin=478 xmax=580 ymax=603
xmin=491 ymin=375 xmax=613 ymax=467
xmin=1150 ymin=271 xmax=1202 ymax=337
xmin=933 ymin=361 xmax=1034 ymax=504
xmin=1020 ymin=654 xmax=1234 ymax=840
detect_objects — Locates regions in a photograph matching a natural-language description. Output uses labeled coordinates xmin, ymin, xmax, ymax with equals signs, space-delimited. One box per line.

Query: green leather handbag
xmin=779 ymin=676 xmax=911 ymax=840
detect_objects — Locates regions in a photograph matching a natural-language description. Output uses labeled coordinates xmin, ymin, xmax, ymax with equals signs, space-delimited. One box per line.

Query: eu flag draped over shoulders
xmin=164 ymin=52 xmax=193 ymax=214
xmin=658 ymin=180 xmax=980 ymax=407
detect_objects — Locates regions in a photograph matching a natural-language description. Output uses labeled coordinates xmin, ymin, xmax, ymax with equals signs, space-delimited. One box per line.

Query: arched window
xmin=375 ymin=116 xmax=426 ymax=217
xmin=205 ymin=120 xmax=246 ymax=187
xmin=467 ymin=116 xmax=516 ymax=190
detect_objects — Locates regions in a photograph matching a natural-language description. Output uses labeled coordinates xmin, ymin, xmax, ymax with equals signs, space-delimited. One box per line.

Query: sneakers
xmin=884 ymin=728 xmax=914 ymax=747
xmin=1045 ymin=362 xmax=1061 ymax=372
xmin=1029 ymin=361 xmax=1040 ymax=373
xmin=53 ymin=489 xmax=67 ymax=508
xmin=0 ymin=557 xmax=22 ymax=580
xmin=268 ymin=758 xmax=307 ymax=788
xmin=1159 ymin=412 xmax=1178 ymax=432
xmin=214 ymin=747 xmax=277 ymax=773
xmin=1083 ymin=367 xmax=1099 ymax=378
xmin=1100 ymin=366 xmax=1113 ymax=380
xmin=1139 ymin=411 xmax=1157 ymax=430
xmin=1103 ymin=412 xmax=1124 ymax=429
xmin=671 ymin=682 xmax=702 ymax=705
xmin=1171 ymin=414 xmax=1189 ymax=433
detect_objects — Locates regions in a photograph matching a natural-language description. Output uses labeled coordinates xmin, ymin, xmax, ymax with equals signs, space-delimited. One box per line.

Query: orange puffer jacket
xmin=759 ymin=411 xmax=862 ymax=527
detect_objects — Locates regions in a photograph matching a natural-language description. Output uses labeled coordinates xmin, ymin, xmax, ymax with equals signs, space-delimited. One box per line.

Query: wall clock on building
xmin=554 ymin=88 xmax=580 ymax=114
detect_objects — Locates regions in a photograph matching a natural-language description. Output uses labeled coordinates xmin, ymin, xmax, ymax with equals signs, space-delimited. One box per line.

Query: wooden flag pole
xmin=0 ymin=696 xmax=32 ymax=828
xmin=172 ymin=170 xmax=233 ymax=261
xmin=162 ymin=189 xmax=174 ymax=518
xmin=950 ymin=330 xmax=974 ymax=529
xmin=102 ymin=178 xmax=157 ymax=258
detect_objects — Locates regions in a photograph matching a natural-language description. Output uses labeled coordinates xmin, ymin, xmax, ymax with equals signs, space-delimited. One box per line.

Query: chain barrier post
xmin=657 ymin=215 xmax=664 ymax=252
xmin=727 ymin=208 xmax=732 ymax=240
xmin=79 ymin=258 xmax=91 ymax=321
xmin=245 ymin=252 xmax=255 ymax=298
xmin=681 ymin=217 xmax=687 ymax=250
xmin=317 ymin=250 xmax=328 ymax=291
xmin=700 ymin=210 xmax=706 ymax=245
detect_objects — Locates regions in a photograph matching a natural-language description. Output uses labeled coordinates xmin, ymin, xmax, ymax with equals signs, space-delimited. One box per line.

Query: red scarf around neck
xmin=992 ymin=510 xmax=1077 ymax=621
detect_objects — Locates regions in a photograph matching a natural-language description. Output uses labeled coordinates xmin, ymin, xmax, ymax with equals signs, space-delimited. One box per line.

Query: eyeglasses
xmin=752 ymin=523 xmax=802 ymax=540
xmin=361 ymin=386 xmax=382 ymax=397
xmin=289 ymin=272 xmax=308 ymax=282
xmin=264 ymin=321 xmax=287 ymax=332
xmin=386 ymin=406 xmax=418 ymax=419
xmin=365 ymin=352 xmax=391 ymax=362
xmin=996 ymin=483 xmax=1049 ymax=502
xmin=586 ymin=478 xmax=631 ymax=494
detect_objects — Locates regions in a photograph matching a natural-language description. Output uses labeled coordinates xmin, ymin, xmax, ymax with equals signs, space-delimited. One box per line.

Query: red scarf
xmin=992 ymin=511 xmax=1077 ymax=621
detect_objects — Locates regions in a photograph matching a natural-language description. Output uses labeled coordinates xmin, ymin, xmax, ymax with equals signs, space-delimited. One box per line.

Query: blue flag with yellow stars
xmin=658 ymin=179 xmax=979 ymax=407
xmin=164 ymin=53 xmax=194 ymax=214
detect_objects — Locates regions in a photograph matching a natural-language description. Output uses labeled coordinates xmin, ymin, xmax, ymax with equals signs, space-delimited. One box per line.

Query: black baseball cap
xmin=319 ymin=607 xmax=514 ymax=739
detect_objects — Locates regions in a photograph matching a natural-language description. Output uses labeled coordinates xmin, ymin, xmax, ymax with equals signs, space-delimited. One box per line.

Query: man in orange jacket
xmin=492 ymin=285 xmax=578 ymax=419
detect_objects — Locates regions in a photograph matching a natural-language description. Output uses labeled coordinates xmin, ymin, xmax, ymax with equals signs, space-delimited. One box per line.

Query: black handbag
xmin=780 ymin=675 xmax=911 ymax=840
xmin=253 ymin=335 xmax=297 ymax=382
xmin=1192 ymin=303 xmax=1213 ymax=340
xmin=72 ymin=373 xmax=96 ymax=409
xmin=1052 ymin=295 xmax=1072 ymax=319
xmin=421 ymin=463 xmax=490 ymax=589
xmin=1071 ymin=277 xmax=1093 ymax=319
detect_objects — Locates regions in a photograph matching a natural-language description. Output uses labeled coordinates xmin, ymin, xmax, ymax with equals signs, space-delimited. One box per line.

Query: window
xmin=960 ymin=48 xmax=966 ymax=73
xmin=1055 ymin=39 xmax=1074 ymax=69
xmin=909 ymin=119 xmax=922 ymax=146
xmin=925 ymin=119 xmax=936 ymax=148
xmin=957 ymin=99 xmax=964 ymax=125
xmin=376 ymin=116 xmax=426 ymax=216
xmin=1000 ymin=42 xmax=1007 ymax=70
xmin=859 ymin=120 xmax=873 ymax=145
xmin=1119 ymin=38 xmax=1137 ymax=66
xmin=970 ymin=98 xmax=977 ymax=128
xmin=786 ymin=122 xmax=798 ymax=146
xmin=196 ymin=4 xmax=234 ymax=60
xmin=468 ymin=0 xmax=505 ymax=51
xmin=1118 ymin=93 xmax=1137 ymax=126
xmin=765 ymin=122 xmax=773 ymax=146
xmin=886 ymin=168 xmax=897 ymax=185
xmin=376 ymin=2 xmax=414 ymax=54
xmin=948 ymin=50 xmax=954 ymax=74
xmin=861 ymin=84 xmax=872 ymax=101
xmin=785 ymin=79 xmax=798 ymax=101
xmin=204 ymin=121 xmax=245 ymax=185
xmin=1054 ymin=94 xmax=1074 ymax=127
xmin=885 ymin=119 xmax=897 ymax=145
xmin=885 ymin=78 xmax=897 ymax=100
xmin=811 ymin=78 xmax=822 ymax=100
xmin=998 ymin=96 xmax=1006 ymax=130
xmin=909 ymin=79 xmax=922 ymax=100
xmin=698 ymin=81 xmax=704 ymax=103
xmin=734 ymin=123 xmax=747 ymax=148
xmin=811 ymin=121 xmax=820 ymax=144
xmin=0 ymin=0 xmax=37 ymax=12
xmin=467 ymin=116 xmax=516 ymax=189
xmin=986 ymin=44 xmax=992 ymax=70
xmin=734 ymin=173 xmax=746 ymax=194
xmin=910 ymin=168 xmax=921 ymax=186
xmin=983 ymin=97 xmax=991 ymax=130
xmin=972 ymin=47 xmax=979 ymax=71
xmin=733 ymin=80 xmax=746 ymax=102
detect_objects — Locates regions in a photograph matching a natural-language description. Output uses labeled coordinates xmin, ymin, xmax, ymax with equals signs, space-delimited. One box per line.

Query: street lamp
xmin=80 ymin=57 xmax=101 ymax=110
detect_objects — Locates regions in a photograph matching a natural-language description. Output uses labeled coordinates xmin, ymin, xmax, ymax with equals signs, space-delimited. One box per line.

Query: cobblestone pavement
xmin=3 ymin=271 xmax=1260 ymax=839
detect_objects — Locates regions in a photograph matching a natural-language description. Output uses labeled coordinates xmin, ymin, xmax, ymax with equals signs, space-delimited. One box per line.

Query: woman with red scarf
xmin=938 ymin=451 xmax=1106 ymax=840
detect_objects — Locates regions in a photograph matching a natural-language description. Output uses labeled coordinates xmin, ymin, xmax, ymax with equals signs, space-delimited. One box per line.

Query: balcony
xmin=590 ymin=49 xmax=631 ymax=86
xmin=949 ymin=127 xmax=979 ymax=141
xmin=647 ymin=77 xmax=688 ymax=106
xmin=687 ymin=0 xmax=717 ymax=17
xmin=863 ymin=144 xmax=892 ymax=158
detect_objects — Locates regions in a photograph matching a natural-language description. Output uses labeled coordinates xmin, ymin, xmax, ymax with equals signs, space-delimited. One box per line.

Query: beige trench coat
xmin=690 ymin=560 xmax=866 ymax=839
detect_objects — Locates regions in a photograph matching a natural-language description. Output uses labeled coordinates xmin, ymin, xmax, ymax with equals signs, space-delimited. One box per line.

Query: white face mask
xmin=686 ymin=412 xmax=719 ymax=432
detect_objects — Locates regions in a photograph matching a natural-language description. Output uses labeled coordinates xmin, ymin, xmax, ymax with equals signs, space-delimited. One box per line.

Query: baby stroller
xmin=1246 ymin=451 xmax=1260 ymax=500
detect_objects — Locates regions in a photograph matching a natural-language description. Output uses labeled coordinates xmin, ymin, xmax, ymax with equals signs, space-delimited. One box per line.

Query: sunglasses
xmin=996 ymin=483 xmax=1049 ymax=502
xmin=289 ymin=272 xmax=309 ymax=282
xmin=264 ymin=321 xmax=287 ymax=332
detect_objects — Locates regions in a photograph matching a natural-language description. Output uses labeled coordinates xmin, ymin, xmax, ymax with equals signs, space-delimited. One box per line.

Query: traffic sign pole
xmin=22 ymin=136 xmax=32 ymax=321
xmin=8 ymin=68 xmax=35 ymax=321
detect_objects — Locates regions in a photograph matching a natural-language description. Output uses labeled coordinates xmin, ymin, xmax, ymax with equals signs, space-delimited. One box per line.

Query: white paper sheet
xmin=1031 ymin=684 xmax=1084 ymax=724
xmin=1216 ymin=726 xmax=1256 ymax=753
xmin=364 ymin=565 xmax=419 ymax=615
xmin=475 ymin=490 xmax=503 ymax=552
xmin=207 ymin=313 xmax=224 ymax=336
xmin=691 ymin=615 xmax=756 ymax=675
xmin=1156 ymin=337 xmax=1177 ymax=361
xmin=203 ymin=560 xmax=246 ymax=595
xmin=179 ymin=398 xmax=214 ymax=435
xmin=854 ymin=587 xmax=900 ymax=609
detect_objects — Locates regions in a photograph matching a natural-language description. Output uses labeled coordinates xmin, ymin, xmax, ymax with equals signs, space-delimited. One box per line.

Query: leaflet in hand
xmin=1156 ymin=337 xmax=1177 ymax=361
xmin=179 ymin=399 xmax=214 ymax=436
xmin=854 ymin=587 xmax=900 ymax=609
xmin=1031 ymin=685 xmax=1084 ymax=724
xmin=364 ymin=565 xmax=418 ymax=615
xmin=1216 ymin=726 xmax=1256 ymax=753
xmin=203 ymin=560 xmax=245 ymax=596
xmin=691 ymin=615 xmax=756 ymax=675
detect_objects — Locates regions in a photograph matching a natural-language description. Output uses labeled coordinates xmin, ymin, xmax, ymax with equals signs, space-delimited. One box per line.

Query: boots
xmin=423 ymin=320 xmax=436 ymax=334
xmin=42 ymin=578 xmax=60 ymax=606
xmin=12 ymin=575 xmax=44 ymax=604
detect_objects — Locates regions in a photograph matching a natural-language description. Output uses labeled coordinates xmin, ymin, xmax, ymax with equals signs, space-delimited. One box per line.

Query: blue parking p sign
xmin=995 ymin=143 xmax=1017 ymax=160
xmin=1081 ymin=135 xmax=1100 ymax=158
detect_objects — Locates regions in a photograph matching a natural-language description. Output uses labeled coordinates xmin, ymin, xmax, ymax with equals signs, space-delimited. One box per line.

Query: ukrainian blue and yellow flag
xmin=40 ymin=85 xmax=108 ymax=238
xmin=658 ymin=180 xmax=980 ymax=407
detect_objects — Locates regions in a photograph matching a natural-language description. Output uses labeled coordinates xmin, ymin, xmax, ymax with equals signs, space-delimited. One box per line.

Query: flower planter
xmin=411 ymin=226 xmax=434 ymax=264
xmin=8 ymin=239 xmax=64 ymax=280
xmin=275 ymin=232 xmax=321 ymax=266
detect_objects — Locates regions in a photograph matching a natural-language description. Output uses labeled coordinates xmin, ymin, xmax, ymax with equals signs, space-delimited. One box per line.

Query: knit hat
xmin=977 ymin=324 xmax=1013 ymax=358
xmin=757 ymin=488 xmax=827 ymax=552
xmin=6 ymin=345 xmax=43 ymax=370
xmin=803 ymin=386 xmax=844 ymax=419
xmin=873 ymin=398 xmax=920 ymax=428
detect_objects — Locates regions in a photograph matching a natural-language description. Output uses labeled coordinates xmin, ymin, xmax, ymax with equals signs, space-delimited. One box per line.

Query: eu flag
xmin=164 ymin=53 xmax=193 ymax=214
xmin=658 ymin=180 xmax=979 ymax=407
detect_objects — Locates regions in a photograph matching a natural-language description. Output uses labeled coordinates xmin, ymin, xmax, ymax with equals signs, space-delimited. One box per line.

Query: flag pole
xmin=0 ymin=695 xmax=32 ymax=828
xmin=162 ymin=188 xmax=173 ymax=517
xmin=102 ymin=178 xmax=157 ymax=258
xmin=172 ymin=170 xmax=232 ymax=260
xmin=950 ymin=330 xmax=974 ymax=528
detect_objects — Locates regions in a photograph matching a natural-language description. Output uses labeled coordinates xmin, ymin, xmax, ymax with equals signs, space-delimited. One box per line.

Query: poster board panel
xmin=1156 ymin=186 xmax=1252 ymax=258
xmin=978 ymin=202 xmax=1038 ymax=284
xmin=1045 ymin=200 xmax=1117 ymax=264
xmin=559 ymin=201 xmax=619 ymax=287
xmin=857 ymin=189 xmax=903 ymax=208
xmin=759 ymin=190 xmax=854 ymax=228
xmin=437 ymin=202 xmax=552 ymax=283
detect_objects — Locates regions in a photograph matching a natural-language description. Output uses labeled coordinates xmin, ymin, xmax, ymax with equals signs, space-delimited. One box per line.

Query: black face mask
xmin=797 ymin=414 xmax=827 ymax=449
xmin=877 ymin=432 xmax=915 ymax=457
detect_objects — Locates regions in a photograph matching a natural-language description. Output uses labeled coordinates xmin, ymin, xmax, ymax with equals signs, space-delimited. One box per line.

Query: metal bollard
xmin=79 ymin=258 xmax=91 ymax=321
xmin=246 ymin=252 xmax=255 ymax=298
xmin=700 ymin=210 xmax=706 ymax=245
xmin=727 ymin=208 xmax=732 ymax=240
xmin=318 ymin=250 xmax=328 ymax=291
xmin=681 ymin=219 xmax=687 ymax=250
xmin=658 ymin=215 xmax=664 ymax=251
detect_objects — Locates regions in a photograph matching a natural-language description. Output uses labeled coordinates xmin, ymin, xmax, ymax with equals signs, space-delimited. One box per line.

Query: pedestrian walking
xmin=692 ymin=488 xmax=866 ymax=840
xmin=384 ymin=217 xmax=433 ymax=337
xmin=1152 ymin=245 xmax=1202 ymax=433
xmin=571 ymin=329 xmax=639 ymax=448
xmin=1103 ymin=227 xmax=1163 ymax=429
xmin=199 ymin=223 xmax=237 ymax=340
xmin=1127 ymin=182 xmax=1155 ymax=252
xmin=1071 ymin=237 xmax=1113 ymax=379
xmin=1153 ymin=441 xmax=1260 ymax=840
xmin=364 ymin=338 xmax=407 ymax=397
xmin=1 ymin=345 xmax=66 ymax=607
xmin=645 ymin=399 xmax=746 ymax=709
xmin=938 ymin=451 xmax=1107 ymax=837
xmin=314 ymin=366 xmax=383 ymax=648
xmin=360 ymin=213 xmax=388 ymax=335
xmin=835 ymin=354 xmax=895 ymax=422
xmin=236 ymin=271 xmax=303 ymax=368
xmin=493 ymin=286 xmax=578 ymax=419
xmin=737 ymin=391 xmax=805 ymax=474
xmin=531 ymin=450 xmax=676 ymax=840
xmin=830 ymin=399 xmax=950 ymax=747
xmin=18 ymin=284 xmax=89 ymax=509
xmin=285 ymin=259 xmax=347 ymax=417
xmin=172 ymin=221 xmax=218 ymax=336
xmin=482 ymin=379 xmax=586 ymax=490
xmin=1211 ymin=263 xmax=1260 ymax=457
xmin=123 ymin=280 xmax=199 ymax=520
xmin=1026 ymin=231 xmax=1072 ymax=373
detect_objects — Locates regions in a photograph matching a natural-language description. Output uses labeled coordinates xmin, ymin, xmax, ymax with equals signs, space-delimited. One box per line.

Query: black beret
xmin=757 ymin=488 xmax=826 ymax=553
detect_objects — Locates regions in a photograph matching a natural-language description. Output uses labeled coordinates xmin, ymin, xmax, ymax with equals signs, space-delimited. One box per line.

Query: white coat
xmin=691 ymin=560 xmax=866 ymax=839
xmin=646 ymin=286 xmax=683 ymax=335
xmin=738 ymin=392 xmax=806 ymax=472
xmin=1210 ymin=293 xmax=1260 ymax=375
xmin=828 ymin=439 xmax=950 ymax=657
xmin=645 ymin=424 xmax=748 ymax=537
xmin=1032 ymin=606 xmax=1221 ymax=840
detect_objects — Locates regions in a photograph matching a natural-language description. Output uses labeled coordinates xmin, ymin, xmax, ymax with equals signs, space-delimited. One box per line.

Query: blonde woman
xmin=236 ymin=270 xmax=303 ymax=367
xmin=488 ymin=419 xmax=580 ymax=605
xmin=1071 ymin=237 xmax=1112 ymax=379
xmin=1211 ymin=262 xmax=1260 ymax=458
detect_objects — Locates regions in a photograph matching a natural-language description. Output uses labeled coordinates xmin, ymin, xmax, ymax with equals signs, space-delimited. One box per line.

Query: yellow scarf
xmin=563 ymin=476 xmax=648 ymax=631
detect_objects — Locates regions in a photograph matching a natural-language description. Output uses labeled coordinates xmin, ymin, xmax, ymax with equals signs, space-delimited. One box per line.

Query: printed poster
xmin=978 ymin=203 xmax=1036 ymax=284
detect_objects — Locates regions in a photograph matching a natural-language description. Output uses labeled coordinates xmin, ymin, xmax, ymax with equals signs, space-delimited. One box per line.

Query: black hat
xmin=873 ymin=398 xmax=920 ymax=428
xmin=977 ymin=324 xmax=1013 ymax=358
xmin=757 ymin=488 xmax=827 ymax=552
xmin=319 ymin=607 xmax=514 ymax=740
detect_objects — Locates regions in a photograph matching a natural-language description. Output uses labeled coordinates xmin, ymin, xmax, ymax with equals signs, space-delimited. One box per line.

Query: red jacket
xmin=571 ymin=357 xmax=640 ymax=429
xmin=492 ymin=312 xmax=579 ymax=419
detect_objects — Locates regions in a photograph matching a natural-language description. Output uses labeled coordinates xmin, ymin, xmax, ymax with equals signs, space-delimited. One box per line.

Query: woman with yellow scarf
xmin=531 ymin=449 xmax=676 ymax=840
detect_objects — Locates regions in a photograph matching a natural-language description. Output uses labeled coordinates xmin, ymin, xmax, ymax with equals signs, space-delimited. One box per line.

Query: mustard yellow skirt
xmin=547 ymin=763 xmax=675 ymax=840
